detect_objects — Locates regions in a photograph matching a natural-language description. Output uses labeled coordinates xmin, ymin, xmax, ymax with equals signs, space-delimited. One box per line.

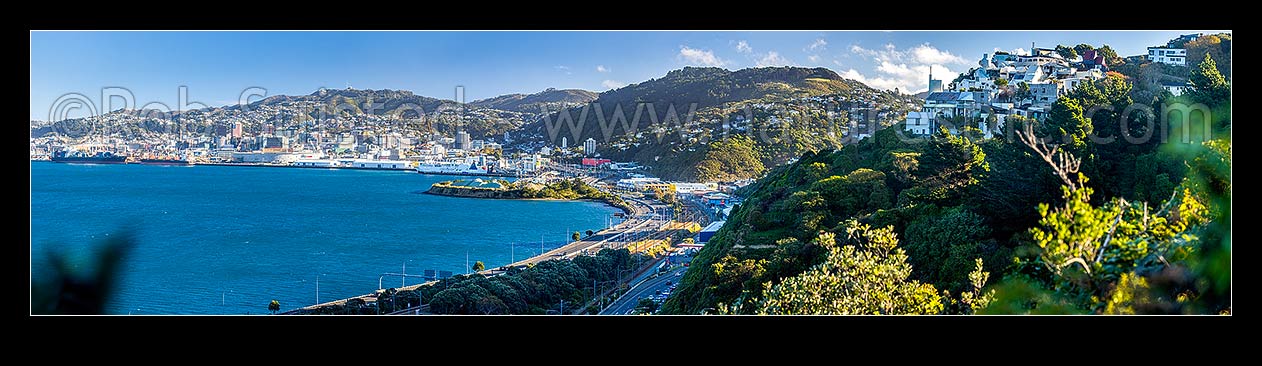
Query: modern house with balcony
xmin=1148 ymin=47 xmax=1188 ymax=66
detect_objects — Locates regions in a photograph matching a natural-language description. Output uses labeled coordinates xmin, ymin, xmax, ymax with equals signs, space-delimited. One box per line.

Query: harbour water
xmin=30 ymin=162 xmax=621 ymax=314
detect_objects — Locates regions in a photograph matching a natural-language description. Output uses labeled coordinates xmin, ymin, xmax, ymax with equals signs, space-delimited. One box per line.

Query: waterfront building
xmin=696 ymin=220 xmax=725 ymax=244
xmin=455 ymin=131 xmax=471 ymax=150
xmin=672 ymin=182 xmax=718 ymax=195
xmin=231 ymin=151 xmax=297 ymax=164
xmin=350 ymin=160 xmax=412 ymax=169
xmin=615 ymin=177 xmax=661 ymax=191
xmin=703 ymin=192 xmax=732 ymax=206
xmin=293 ymin=159 xmax=339 ymax=167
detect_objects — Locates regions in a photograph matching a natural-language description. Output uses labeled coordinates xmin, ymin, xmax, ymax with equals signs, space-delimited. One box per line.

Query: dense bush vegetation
xmin=662 ymin=55 xmax=1231 ymax=315
xmin=423 ymin=248 xmax=639 ymax=314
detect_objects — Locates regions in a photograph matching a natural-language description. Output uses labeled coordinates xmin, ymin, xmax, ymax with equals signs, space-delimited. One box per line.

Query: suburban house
xmin=1148 ymin=47 xmax=1188 ymax=66
xmin=1146 ymin=33 xmax=1205 ymax=67
xmin=1161 ymin=81 xmax=1192 ymax=97
xmin=901 ymin=46 xmax=1105 ymax=138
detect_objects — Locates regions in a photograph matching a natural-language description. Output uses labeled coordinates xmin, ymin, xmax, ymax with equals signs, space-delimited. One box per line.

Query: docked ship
xmin=416 ymin=156 xmax=505 ymax=176
xmin=139 ymin=158 xmax=193 ymax=165
xmin=50 ymin=150 xmax=127 ymax=164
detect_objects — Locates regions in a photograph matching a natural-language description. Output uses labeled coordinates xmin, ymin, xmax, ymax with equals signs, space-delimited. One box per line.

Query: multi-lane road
xmin=602 ymin=264 xmax=687 ymax=315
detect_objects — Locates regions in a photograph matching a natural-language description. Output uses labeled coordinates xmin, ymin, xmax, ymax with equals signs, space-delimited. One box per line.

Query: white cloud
xmin=596 ymin=65 xmax=610 ymax=73
xmin=997 ymin=47 xmax=1028 ymax=56
xmin=678 ymin=46 xmax=727 ymax=67
xmin=850 ymin=43 xmax=905 ymax=63
xmin=734 ymin=40 xmax=752 ymax=53
xmin=843 ymin=62 xmax=960 ymax=94
xmin=807 ymin=38 xmax=827 ymax=52
xmin=807 ymin=55 xmax=820 ymax=63
xmin=840 ymin=68 xmax=867 ymax=82
xmin=602 ymin=80 xmax=626 ymax=90
xmin=910 ymin=44 xmax=968 ymax=65
xmin=845 ymin=42 xmax=971 ymax=93
xmin=756 ymin=51 xmax=792 ymax=67
xmin=554 ymin=65 xmax=571 ymax=75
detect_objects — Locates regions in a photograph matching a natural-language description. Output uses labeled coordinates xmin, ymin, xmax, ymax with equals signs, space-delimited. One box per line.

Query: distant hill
xmin=592 ymin=66 xmax=861 ymax=110
xmin=470 ymin=88 xmax=598 ymax=113
xmin=39 ymin=88 xmax=536 ymax=141
xmin=236 ymin=88 xmax=451 ymax=117
xmin=513 ymin=66 xmax=921 ymax=181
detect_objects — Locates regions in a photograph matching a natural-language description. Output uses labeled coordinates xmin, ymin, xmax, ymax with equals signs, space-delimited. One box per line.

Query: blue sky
xmin=30 ymin=30 xmax=1226 ymax=120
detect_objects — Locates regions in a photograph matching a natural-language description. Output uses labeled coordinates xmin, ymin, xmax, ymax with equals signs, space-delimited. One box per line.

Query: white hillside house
xmin=902 ymin=46 xmax=1105 ymax=139
xmin=1148 ymin=47 xmax=1188 ymax=66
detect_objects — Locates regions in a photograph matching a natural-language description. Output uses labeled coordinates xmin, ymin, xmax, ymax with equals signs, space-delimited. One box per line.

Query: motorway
xmin=489 ymin=196 xmax=663 ymax=271
xmin=602 ymin=264 xmax=688 ymax=315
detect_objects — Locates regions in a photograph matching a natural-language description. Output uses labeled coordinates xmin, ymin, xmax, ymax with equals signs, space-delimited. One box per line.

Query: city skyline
xmin=29 ymin=30 xmax=1223 ymax=120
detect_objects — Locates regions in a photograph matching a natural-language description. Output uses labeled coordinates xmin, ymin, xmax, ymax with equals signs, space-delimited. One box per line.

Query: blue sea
xmin=30 ymin=162 xmax=621 ymax=314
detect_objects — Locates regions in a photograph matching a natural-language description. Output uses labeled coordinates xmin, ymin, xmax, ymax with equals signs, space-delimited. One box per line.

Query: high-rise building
xmin=455 ymin=130 xmax=471 ymax=150
xmin=584 ymin=138 xmax=597 ymax=156
xmin=561 ymin=137 xmax=568 ymax=149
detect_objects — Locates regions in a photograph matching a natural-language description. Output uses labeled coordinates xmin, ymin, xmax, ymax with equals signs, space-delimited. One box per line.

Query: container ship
xmin=50 ymin=150 xmax=127 ymax=164
xmin=138 ymin=157 xmax=193 ymax=165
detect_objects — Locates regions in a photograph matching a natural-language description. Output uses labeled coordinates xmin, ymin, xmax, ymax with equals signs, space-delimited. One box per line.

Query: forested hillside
xmin=514 ymin=66 xmax=921 ymax=181
xmin=662 ymin=54 xmax=1231 ymax=315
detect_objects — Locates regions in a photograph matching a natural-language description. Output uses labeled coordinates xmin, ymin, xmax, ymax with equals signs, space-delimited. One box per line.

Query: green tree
xmin=994 ymin=78 xmax=1008 ymax=88
xmin=572 ymin=231 xmax=581 ymax=241
xmin=756 ymin=223 xmax=943 ymax=315
xmin=1072 ymin=44 xmax=1095 ymax=58
xmin=959 ymin=259 xmax=996 ymax=314
xmin=987 ymin=128 xmax=1224 ymax=314
xmin=268 ymin=300 xmax=281 ymax=314
xmin=1041 ymin=97 xmax=1091 ymax=154
xmin=1054 ymin=45 xmax=1078 ymax=59
xmin=903 ymin=206 xmax=996 ymax=291
xmin=1015 ymin=81 xmax=1031 ymax=100
xmin=472 ymin=261 xmax=485 ymax=272
xmin=1184 ymin=34 xmax=1231 ymax=78
xmin=1096 ymin=45 xmax=1123 ymax=66
xmin=1188 ymin=53 xmax=1230 ymax=106
xmin=695 ymin=135 xmax=765 ymax=182
xmin=813 ymin=168 xmax=892 ymax=214
xmin=903 ymin=128 xmax=989 ymax=205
